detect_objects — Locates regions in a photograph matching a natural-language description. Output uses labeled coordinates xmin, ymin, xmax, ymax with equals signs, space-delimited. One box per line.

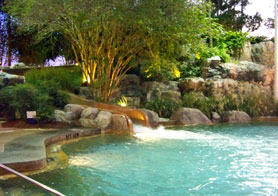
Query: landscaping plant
xmin=6 ymin=0 xmax=213 ymax=102
xmin=145 ymin=97 xmax=181 ymax=118
xmin=0 ymin=83 xmax=54 ymax=121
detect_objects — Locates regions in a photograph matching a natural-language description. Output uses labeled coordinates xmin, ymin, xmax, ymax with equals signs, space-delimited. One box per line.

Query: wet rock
xmin=81 ymin=107 xmax=99 ymax=119
xmin=95 ymin=111 xmax=112 ymax=129
xmin=64 ymin=104 xmax=85 ymax=120
xmin=140 ymin=109 xmax=160 ymax=126
xmin=170 ymin=108 xmax=211 ymax=125
xmin=109 ymin=114 xmax=130 ymax=132
xmin=222 ymin=111 xmax=251 ymax=123
xmin=212 ymin=112 xmax=221 ymax=123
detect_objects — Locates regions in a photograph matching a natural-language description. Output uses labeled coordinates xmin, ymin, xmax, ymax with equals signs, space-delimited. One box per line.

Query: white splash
xmin=133 ymin=125 xmax=217 ymax=142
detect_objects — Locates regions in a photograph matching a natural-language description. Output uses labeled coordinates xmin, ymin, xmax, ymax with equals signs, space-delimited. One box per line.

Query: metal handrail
xmin=0 ymin=163 xmax=65 ymax=196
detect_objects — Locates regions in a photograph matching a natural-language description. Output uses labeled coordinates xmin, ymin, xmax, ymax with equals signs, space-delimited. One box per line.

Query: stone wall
xmin=241 ymin=41 xmax=274 ymax=67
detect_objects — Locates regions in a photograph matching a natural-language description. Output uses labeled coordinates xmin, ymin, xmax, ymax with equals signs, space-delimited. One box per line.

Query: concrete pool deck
xmin=0 ymin=127 xmax=100 ymax=175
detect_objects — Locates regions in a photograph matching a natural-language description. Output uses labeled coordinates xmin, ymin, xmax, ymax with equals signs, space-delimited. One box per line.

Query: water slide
xmin=68 ymin=93 xmax=151 ymax=130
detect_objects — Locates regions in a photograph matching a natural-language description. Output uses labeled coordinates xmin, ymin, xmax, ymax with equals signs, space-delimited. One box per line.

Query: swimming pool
xmin=1 ymin=123 xmax=278 ymax=195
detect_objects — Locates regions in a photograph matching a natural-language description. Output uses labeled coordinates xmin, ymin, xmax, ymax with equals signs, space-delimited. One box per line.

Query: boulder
xmin=0 ymin=71 xmax=25 ymax=88
xmin=54 ymin=110 xmax=71 ymax=123
xmin=118 ymin=74 xmax=142 ymax=97
xmin=164 ymin=81 xmax=179 ymax=91
xmin=146 ymin=89 xmax=161 ymax=102
xmin=240 ymin=42 xmax=252 ymax=62
xmin=178 ymin=77 xmax=205 ymax=95
xmin=79 ymin=118 xmax=97 ymax=128
xmin=109 ymin=114 xmax=130 ymax=132
xmin=141 ymin=81 xmax=180 ymax=103
xmin=170 ymin=108 xmax=211 ymax=125
xmin=222 ymin=111 xmax=251 ymax=123
xmin=205 ymin=78 xmax=238 ymax=94
xmin=126 ymin=97 xmax=141 ymax=108
xmin=261 ymin=68 xmax=274 ymax=86
xmin=142 ymin=81 xmax=168 ymax=92
xmin=220 ymin=61 xmax=265 ymax=82
xmin=139 ymin=109 xmax=160 ymax=126
xmin=119 ymin=74 xmax=140 ymax=86
xmin=212 ymin=112 xmax=221 ymax=123
xmin=251 ymin=41 xmax=274 ymax=67
xmin=81 ymin=107 xmax=99 ymax=119
xmin=95 ymin=111 xmax=112 ymax=129
xmin=64 ymin=104 xmax=85 ymax=120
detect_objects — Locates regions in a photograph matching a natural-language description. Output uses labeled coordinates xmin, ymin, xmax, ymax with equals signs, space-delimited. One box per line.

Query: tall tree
xmin=209 ymin=0 xmax=262 ymax=31
xmin=6 ymin=0 xmax=211 ymax=102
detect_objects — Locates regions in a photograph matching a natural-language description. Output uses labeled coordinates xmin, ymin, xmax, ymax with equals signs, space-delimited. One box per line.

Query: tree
xmin=208 ymin=0 xmax=263 ymax=32
xmin=265 ymin=18 xmax=274 ymax=29
xmin=6 ymin=0 xmax=212 ymax=102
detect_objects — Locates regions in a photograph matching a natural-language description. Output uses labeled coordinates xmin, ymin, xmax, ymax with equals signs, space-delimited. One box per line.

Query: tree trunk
xmin=7 ymin=15 xmax=11 ymax=66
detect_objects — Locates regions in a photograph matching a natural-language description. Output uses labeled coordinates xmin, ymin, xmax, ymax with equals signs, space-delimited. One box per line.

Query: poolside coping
xmin=0 ymin=128 xmax=100 ymax=175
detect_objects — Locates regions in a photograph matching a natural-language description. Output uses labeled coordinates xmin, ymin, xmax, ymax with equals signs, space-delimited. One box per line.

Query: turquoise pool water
xmin=1 ymin=123 xmax=278 ymax=195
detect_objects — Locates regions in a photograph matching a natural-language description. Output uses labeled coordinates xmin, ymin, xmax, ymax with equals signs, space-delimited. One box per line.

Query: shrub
xmin=0 ymin=83 xmax=54 ymax=121
xmin=25 ymin=66 xmax=82 ymax=92
xmin=33 ymin=80 xmax=69 ymax=108
xmin=249 ymin=36 xmax=268 ymax=44
xmin=145 ymin=97 xmax=181 ymax=118
xmin=182 ymin=84 xmax=277 ymax=118
xmin=222 ymin=31 xmax=248 ymax=59
xmin=141 ymin=58 xmax=180 ymax=82
xmin=182 ymin=92 xmax=216 ymax=118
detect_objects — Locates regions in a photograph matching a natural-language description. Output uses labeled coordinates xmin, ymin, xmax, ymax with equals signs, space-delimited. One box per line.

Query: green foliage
xmin=182 ymin=92 xmax=216 ymax=118
xmin=25 ymin=67 xmax=82 ymax=92
xmin=145 ymin=98 xmax=181 ymax=118
xmin=249 ymin=36 xmax=268 ymax=44
xmin=142 ymin=59 xmax=180 ymax=81
xmin=182 ymin=86 xmax=277 ymax=118
xmin=208 ymin=0 xmax=263 ymax=32
xmin=33 ymin=80 xmax=69 ymax=108
xmin=6 ymin=0 xmax=213 ymax=102
xmin=222 ymin=31 xmax=248 ymax=59
xmin=0 ymin=83 xmax=54 ymax=121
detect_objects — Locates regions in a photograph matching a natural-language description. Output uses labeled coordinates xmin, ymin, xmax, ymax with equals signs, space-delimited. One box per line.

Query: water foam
xmin=133 ymin=125 xmax=217 ymax=142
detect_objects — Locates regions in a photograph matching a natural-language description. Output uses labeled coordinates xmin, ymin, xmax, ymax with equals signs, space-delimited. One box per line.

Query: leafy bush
xmin=249 ymin=36 xmax=268 ymax=44
xmin=141 ymin=58 xmax=180 ymax=82
xmin=182 ymin=85 xmax=277 ymax=118
xmin=32 ymin=80 xmax=69 ymax=108
xmin=182 ymin=92 xmax=216 ymax=118
xmin=0 ymin=84 xmax=54 ymax=121
xmin=222 ymin=31 xmax=248 ymax=59
xmin=145 ymin=97 xmax=181 ymax=118
xmin=25 ymin=66 xmax=82 ymax=92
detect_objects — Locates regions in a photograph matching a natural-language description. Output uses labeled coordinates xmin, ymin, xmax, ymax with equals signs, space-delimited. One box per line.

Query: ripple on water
xmin=1 ymin=123 xmax=278 ymax=196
